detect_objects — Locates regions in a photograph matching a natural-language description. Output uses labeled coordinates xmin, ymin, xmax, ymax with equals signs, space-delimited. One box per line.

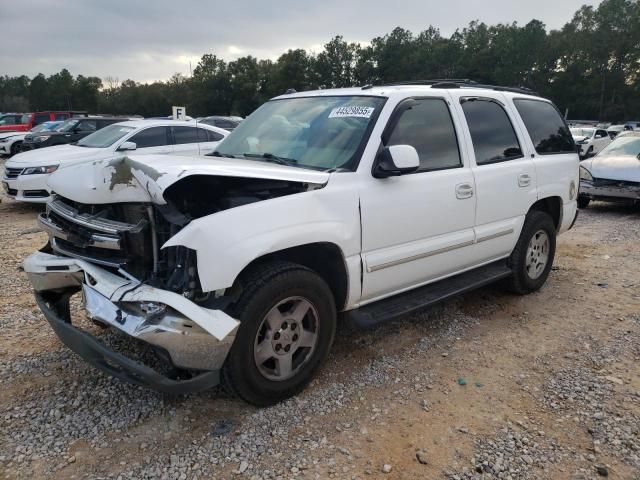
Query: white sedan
xmin=2 ymin=119 xmax=228 ymax=203
xmin=0 ymin=121 xmax=63 ymax=156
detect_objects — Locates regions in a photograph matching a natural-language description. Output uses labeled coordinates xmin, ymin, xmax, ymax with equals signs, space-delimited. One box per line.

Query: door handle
xmin=455 ymin=183 xmax=474 ymax=199
xmin=518 ymin=174 xmax=532 ymax=187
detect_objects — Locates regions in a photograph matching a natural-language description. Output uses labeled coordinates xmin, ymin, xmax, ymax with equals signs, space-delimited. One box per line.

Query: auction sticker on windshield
xmin=329 ymin=106 xmax=375 ymax=119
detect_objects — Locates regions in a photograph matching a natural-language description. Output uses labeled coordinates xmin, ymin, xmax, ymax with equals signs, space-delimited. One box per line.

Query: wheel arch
xmin=234 ymin=242 xmax=350 ymax=311
xmin=528 ymin=196 xmax=562 ymax=232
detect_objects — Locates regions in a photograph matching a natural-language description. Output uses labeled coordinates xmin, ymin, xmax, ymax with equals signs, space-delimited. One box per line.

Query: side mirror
xmin=117 ymin=141 xmax=137 ymax=151
xmin=373 ymin=145 xmax=420 ymax=178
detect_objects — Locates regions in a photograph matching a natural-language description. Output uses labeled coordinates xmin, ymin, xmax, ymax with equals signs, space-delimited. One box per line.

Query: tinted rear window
xmin=461 ymin=99 xmax=523 ymax=165
xmin=513 ymin=99 xmax=575 ymax=154
xmin=172 ymin=126 xmax=199 ymax=145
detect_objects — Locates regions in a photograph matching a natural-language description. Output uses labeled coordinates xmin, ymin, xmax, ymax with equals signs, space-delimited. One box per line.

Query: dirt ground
xmin=0 ymin=187 xmax=639 ymax=480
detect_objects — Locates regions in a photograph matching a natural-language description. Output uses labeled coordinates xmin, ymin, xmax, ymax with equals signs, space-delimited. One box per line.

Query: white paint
xmin=3 ymin=119 xmax=228 ymax=203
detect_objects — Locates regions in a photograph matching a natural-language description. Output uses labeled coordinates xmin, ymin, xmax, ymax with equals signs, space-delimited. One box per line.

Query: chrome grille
xmin=38 ymin=196 xmax=148 ymax=268
xmin=4 ymin=167 xmax=23 ymax=179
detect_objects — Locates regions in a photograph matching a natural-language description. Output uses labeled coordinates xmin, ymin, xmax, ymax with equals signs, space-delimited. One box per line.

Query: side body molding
xmin=162 ymin=174 xmax=362 ymax=297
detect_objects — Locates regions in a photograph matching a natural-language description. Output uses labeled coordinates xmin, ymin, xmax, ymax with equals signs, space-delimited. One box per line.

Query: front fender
xmin=162 ymin=175 xmax=361 ymax=292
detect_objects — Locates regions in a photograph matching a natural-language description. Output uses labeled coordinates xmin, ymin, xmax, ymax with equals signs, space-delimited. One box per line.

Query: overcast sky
xmin=1 ymin=0 xmax=598 ymax=83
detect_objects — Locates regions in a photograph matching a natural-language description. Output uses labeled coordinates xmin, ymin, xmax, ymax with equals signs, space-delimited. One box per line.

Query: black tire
xmin=10 ymin=141 xmax=22 ymax=156
xmin=222 ymin=261 xmax=336 ymax=406
xmin=505 ymin=211 xmax=556 ymax=295
xmin=577 ymin=195 xmax=590 ymax=209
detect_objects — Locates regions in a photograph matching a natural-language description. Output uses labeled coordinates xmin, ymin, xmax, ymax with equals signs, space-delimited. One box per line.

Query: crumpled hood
xmin=47 ymin=154 xmax=331 ymax=204
xmin=6 ymin=144 xmax=106 ymax=168
xmin=581 ymin=155 xmax=640 ymax=182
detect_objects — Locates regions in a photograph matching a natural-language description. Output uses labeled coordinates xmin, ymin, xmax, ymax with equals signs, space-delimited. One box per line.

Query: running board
xmin=346 ymin=261 xmax=512 ymax=329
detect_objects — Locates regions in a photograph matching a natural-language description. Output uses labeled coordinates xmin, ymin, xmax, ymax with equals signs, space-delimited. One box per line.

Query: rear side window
xmin=77 ymin=119 xmax=97 ymax=132
xmin=98 ymin=119 xmax=120 ymax=128
xmin=198 ymin=128 xmax=224 ymax=142
xmin=34 ymin=114 xmax=50 ymax=125
xmin=172 ymin=126 xmax=199 ymax=145
xmin=387 ymin=98 xmax=461 ymax=172
xmin=513 ymin=99 xmax=575 ymax=154
xmin=461 ymin=99 xmax=523 ymax=165
xmin=130 ymin=126 xmax=170 ymax=148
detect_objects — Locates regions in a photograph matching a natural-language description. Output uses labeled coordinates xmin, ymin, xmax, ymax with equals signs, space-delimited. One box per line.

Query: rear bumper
xmin=24 ymin=251 xmax=239 ymax=394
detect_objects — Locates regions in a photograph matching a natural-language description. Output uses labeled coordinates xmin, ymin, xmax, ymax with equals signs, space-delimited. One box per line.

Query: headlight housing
xmin=33 ymin=135 xmax=51 ymax=142
xmin=579 ymin=166 xmax=593 ymax=182
xmin=22 ymin=165 xmax=59 ymax=175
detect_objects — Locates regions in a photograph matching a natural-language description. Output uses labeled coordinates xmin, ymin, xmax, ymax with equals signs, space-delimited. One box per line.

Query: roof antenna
xmin=284 ymin=88 xmax=297 ymax=94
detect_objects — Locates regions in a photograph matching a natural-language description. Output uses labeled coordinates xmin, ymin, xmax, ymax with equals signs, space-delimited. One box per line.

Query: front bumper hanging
xmin=24 ymin=252 xmax=239 ymax=394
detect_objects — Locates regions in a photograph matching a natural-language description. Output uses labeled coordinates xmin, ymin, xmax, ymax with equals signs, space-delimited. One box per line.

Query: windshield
xmin=570 ymin=128 xmax=594 ymax=138
xmin=77 ymin=124 xmax=134 ymax=148
xmin=215 ymin=96 xmax=386 ymax=171
xmin=598 ymin=136 xmax=640 ymax=157
xmin=55 ymin=119 xmax=79 ymax=132
xmin=31 ymin=123 xmax=55 ymax=133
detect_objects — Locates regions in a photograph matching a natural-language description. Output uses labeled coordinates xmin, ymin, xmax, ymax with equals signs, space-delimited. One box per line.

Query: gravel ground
xmin=0 ymin=187 xmax=639 ymax=480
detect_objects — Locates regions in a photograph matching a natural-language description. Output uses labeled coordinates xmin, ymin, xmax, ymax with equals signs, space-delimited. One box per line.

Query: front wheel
xmin=10 ymin=141 xmax=22 ymax=156
xmin=222 ymin=262 xmax=336 ymax=406
xmin=577 ymin=195 xmax=590 ymax=209
xmin=505 ymin=211 xmax=557 ymax=295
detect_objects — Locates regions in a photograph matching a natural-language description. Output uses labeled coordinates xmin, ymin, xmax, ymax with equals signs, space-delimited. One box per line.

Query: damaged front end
xmin=24 ymin=191 xmax=240 ymax=393
xmin=25 ymin=155 xmax=328 ymax=393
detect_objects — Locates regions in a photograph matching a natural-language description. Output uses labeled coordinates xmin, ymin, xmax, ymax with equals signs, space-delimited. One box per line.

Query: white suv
xmin=24 ymin=82 xmax=579 ymax=405
xmin=570 ymin=126 xmax=611 ymax=158
xmin=3 ymin=119 xmax=228 ymax=203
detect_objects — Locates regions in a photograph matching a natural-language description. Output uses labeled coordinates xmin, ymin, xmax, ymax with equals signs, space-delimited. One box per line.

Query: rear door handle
xmin=455 ymin=183 xmax=474 ymax=199
xmin=518 ymin=174 xmax=532 ymax=187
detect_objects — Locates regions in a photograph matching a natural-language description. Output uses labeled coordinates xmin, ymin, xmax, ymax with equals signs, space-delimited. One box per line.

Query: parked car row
xmin=0 ymin=121 xmax=63 ymax=156
xmin=2 ymin=119 xmax=228 ymax=203
xmin=0 ymin=111 xmax=88 ymax=133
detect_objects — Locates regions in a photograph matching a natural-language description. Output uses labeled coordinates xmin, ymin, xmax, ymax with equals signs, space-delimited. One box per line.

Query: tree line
xmin=1 ymin=0 xmax=638 ymax=122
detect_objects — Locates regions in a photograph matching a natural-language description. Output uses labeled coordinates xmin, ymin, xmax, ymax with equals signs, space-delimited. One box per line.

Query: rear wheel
xmin=505 ymin=211 xmax=556 ymax=295
xmin=222 ymin=262 xmax=336 ymax=406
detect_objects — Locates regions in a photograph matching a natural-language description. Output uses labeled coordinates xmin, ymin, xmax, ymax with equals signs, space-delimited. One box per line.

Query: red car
xmin=0 ymin=111 xmax=87 ymax=132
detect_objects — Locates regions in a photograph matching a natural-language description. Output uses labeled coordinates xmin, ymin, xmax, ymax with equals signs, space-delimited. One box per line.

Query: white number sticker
xmin=329 ymin=106 xmax=375 ymax=119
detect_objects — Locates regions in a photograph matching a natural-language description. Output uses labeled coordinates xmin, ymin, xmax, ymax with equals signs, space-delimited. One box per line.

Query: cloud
xmin=0 ymin=0 xmax=598 ymax=82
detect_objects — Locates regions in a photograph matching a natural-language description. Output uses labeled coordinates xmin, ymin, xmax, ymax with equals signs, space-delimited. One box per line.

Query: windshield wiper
xmin=242 ymin=152 xmax=298 ymax=166
xmin=206 ymin=151 xmax=238 ymax=158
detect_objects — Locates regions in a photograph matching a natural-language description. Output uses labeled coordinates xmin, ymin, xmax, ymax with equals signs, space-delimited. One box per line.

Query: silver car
xmin=579 ymin=131 xmax=640 ymax=208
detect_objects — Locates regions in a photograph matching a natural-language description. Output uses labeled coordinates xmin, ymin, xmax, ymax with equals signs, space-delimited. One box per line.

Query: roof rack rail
xmin=382 ymin=79 xmax=539 ymax=97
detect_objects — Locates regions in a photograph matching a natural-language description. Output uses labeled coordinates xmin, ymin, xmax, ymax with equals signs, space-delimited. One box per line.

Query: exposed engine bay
xmin=40 ymin=176 xmax=318 ymax=300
